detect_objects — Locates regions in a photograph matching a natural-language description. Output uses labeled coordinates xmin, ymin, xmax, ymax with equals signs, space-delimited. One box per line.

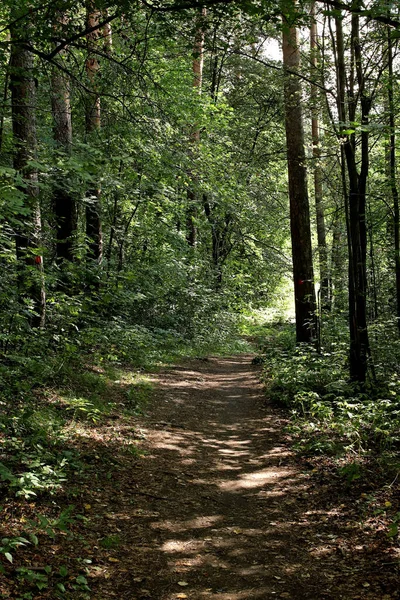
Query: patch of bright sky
xmin=262 ymin=38 xmax=282 ymax=62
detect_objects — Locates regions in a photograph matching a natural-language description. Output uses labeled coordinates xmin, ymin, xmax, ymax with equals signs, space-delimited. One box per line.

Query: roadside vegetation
xmin=251 ymin=312 xmax=400 ymax=550
xmin=0 ymin=295 xmax=251 ymax=598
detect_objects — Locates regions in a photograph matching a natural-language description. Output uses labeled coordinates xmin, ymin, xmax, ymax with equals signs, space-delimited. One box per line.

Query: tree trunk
xmin=310 ymin=4 xmax=329 ymax=310
xmin=9 ymin=20 xmax=45 ymax=328
xmin=331 ymin=148 xmax=348 ymax=308
xmin=335 ymin=12 xmax=370 ymax=382
xmin=282 ymin=16 xmax=317 ymax=344
xmin=203 ymin=195 xmax=232 ymax=287
xmin=387 ymin=27 xmax=400 ymax=333
xmin=85 ymin=2 xmax=103 ymax=264
xmin=331 ymin=200 xmax=346 ymax=305
xmin=51 ymin=13 xmax=76 ymax=265
xmin=0 ymin=36 xmax=10 ymax=154
xmin=186 ymin=8 xmax=206 ymax=247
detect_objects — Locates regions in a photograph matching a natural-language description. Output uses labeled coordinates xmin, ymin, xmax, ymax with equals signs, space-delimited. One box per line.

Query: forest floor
xmin=1 ymin=354 xmax=399 ymax=599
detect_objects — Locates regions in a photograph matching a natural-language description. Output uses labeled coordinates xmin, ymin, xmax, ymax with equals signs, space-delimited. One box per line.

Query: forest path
xmin=96 ymin=356 xmax=393 ymax=600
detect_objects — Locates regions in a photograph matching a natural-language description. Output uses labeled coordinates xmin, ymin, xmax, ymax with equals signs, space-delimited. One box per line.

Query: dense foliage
xmin=1 ymin=0 xmax=400 ymax=596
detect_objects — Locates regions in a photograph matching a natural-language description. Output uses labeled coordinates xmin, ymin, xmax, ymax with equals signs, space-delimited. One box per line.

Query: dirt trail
xmin=96 ymin=356 xmax=397 ymax=600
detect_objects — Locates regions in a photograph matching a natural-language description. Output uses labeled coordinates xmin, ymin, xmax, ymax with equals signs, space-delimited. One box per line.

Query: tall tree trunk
xmin=282 ymin=15 xmax=317 ymax=344
xmin=85 ymin=2 xmax=103 ymax=264
xmin=203 ymin=195 xmax=232 ymax=287
xmin=310 ymin=4 xmax=329 ymax=310
xmin=9 ymin=20 xmax=45 ymax=328
xmin=331 ymin=200 xmax=346 ymax=304
xmin=335 ymin=12 xmax=370 ymax=382
xmin=387 ymin=27 xmax=400 ymax=333
xmin=103 ymin=10 xmax=113 ymax=55
xmin=0 ymin=36 xmax=10 ymax=153
xmin=186 ymin=8 xmax=206 ymax=247
xmin=51 ymin=13 xmax=76 ymax=264
xmin=331 ymin=149 xmax=347 ymax=308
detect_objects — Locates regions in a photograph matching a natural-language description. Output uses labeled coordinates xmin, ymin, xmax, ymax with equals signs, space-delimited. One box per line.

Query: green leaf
xmin=15 ymin=537 xmax=30 ymax=546
xmin=36 ymin=582 xmax=48 ymax=590
xmin=4 ymin=552 xmax=13 ymax=563
xmin=59 ymin=565 xmax=68 ymax=577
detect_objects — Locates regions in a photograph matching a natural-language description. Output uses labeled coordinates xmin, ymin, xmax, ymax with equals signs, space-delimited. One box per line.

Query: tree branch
xmin=322 ymin=0 xmax=400 ymax=29
xmin=1 ymin=13 xmax=119 ymax=61
xmin=232 ymin=49 xmax=337 ymax=98
xmin=47 ymin=13 xmax=119 ymax=59
xmin=141 ymin=0 xmax=235 ymax=12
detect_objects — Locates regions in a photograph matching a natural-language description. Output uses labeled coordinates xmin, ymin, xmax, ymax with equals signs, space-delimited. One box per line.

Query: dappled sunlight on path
xmin=93 ymin=356 xmax=397 ymax=600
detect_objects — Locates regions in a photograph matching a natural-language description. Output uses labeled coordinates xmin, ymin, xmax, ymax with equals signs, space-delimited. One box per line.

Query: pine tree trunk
xmin=10 ymin=21 xmax=45 ymax=327
xmin=282 ymin=17 xmax=317 ymax=344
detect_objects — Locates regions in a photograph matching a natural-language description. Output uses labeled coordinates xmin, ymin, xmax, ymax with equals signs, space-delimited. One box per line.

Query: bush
xmin=260 ymin=320 xmax=400 ymax=457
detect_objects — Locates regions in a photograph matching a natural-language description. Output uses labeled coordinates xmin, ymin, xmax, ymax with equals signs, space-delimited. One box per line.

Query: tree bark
xmin=0 ymin=36 xmax=10 ymax=154
xmin=186 ymin=8 xmax=206 ymax=247
xmin=203 ymin=195 xmax=232 ymax=286
xmin=330 ymin=149 xmax=347 ymax=308
xmin=282 ymin=16 xmax=317 ymax=344
xmin=9 ymin=19 xmax=45 ymax=328
xmin=85 ymin=2 xmax=103 ymax=264
xmin=335 ymin=12 xmax=370 ymax=382
xmin=387 ymin=27 xmax=400 ymax=333
xmin=310 ymin=4 xmax=329 ymax=310
xmin=51 ymin=13 xmax=76 ymax=265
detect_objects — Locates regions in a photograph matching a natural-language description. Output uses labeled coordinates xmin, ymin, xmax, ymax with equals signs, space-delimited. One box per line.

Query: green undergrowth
xmin=0 ymin=305 xmax=250 ymax=596
xmin=0 ymin=306 xmax=249 ymax=496
xmin=258 ymin=317 xmax=400 ymax=468
xmin=256 ymin=317 xmax=400 ymax=543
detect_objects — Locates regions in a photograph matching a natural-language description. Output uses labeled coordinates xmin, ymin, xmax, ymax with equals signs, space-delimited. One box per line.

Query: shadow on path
xmin=93 ymin=356 xmax=397 ymax=600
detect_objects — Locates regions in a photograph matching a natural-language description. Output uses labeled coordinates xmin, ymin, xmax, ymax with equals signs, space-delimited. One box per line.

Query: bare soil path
xmin=93 ymin=355 xmax=398 ymax=600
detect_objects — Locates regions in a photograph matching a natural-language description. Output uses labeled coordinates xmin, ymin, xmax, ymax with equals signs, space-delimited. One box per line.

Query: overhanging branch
xmin=322 ymin=0 xmax=400 ymax=28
